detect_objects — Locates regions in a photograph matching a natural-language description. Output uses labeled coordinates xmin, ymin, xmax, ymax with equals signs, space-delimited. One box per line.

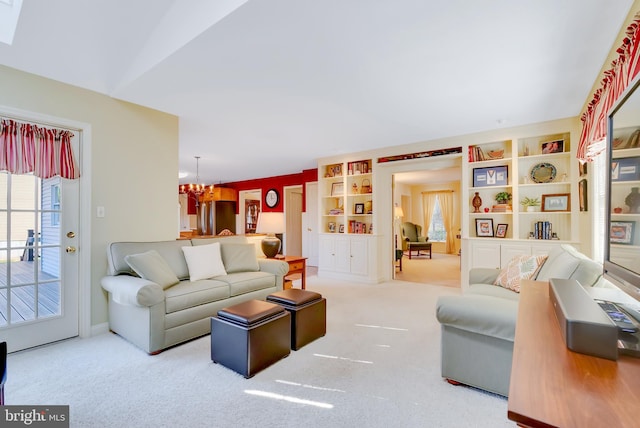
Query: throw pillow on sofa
xmin=182 ymin=242 xmax=227 ymax=281
xmin=220 ymin=243 xmax=260 ymax=273
xmin=124 ymin=250 xmax=180 ymax=290
xmin=494 ymin=254 xmax=548 ymax=293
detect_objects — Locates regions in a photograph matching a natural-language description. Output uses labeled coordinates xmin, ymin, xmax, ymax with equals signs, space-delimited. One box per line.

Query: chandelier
xmin=179 ymin=156 xmax=208 ymax=197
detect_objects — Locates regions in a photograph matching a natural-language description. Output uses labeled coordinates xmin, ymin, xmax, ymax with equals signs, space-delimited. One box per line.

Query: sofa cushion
xmin=124 ymin=250 xmax=180 ymax=290
xmin=535 ymin=244 xmax=603 ymax=287
xmin=214 ymin=272 xmax=276 ymax=297
xmin=221 ymin=243 xmax=260 ymax=273
xmin=164 ymin=279 xmax=230 ymax=313
xmin=494 ymin=254 xmax=547 ymax=293
xmin=182 ymin=242 xmax=227 ymax=281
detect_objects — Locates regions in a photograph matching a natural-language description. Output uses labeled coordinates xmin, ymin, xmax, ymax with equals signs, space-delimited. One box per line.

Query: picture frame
xmin=331 ymin=182 xmax=344 ymax=196
xmin=328 ymin=222 xmax=336 ymax=233
xmin=475 ymin=218 xmax=494 ymax=237
xmin=339 ymin=224 xmax=344 ymax=233
xmin=473 ymin=165 xmax=508 ymax=188
xmin=541 ymin=193 xmax=570 ymax=212
xmin=579 ymin=179 xmax=588 ymax=212
xmin=495 ymin=223 xmax=508 ymax=238
xmin=541 ymin=139 xmax=564 ymax=154
xmin=578 ymin=161 xmax=588 ymax=177
xmin=610 ymin=221 xmax=635 ymax=245
xmin=354 ymin=203 xmax=365 ymax=214
xmin=611 ymin=157 xmax=640 ymax=182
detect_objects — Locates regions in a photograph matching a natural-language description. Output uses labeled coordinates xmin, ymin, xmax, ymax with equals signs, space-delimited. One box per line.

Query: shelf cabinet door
xmin=470 ymin=242 xmax=501 ymax=269
xmin=348 ymin=236 xmax=369 ymax=276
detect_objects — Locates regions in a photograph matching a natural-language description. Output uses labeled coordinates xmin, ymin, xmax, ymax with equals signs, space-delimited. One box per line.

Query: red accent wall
xmin=221 ymin=168 xmax=317 ymax=213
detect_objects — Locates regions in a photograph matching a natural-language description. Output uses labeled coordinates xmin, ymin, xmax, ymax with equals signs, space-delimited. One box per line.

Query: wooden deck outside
xmin=0 ymin=260 xmax=60 ymax=326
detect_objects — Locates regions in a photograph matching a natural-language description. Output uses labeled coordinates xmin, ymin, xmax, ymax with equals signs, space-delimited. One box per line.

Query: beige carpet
xmin=395 ymin=252 xmax=461 ymax=288
xmin=6 ymin=276 xmax=510 ymax=428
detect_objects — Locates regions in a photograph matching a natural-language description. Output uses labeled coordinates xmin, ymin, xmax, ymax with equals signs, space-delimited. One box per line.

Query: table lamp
xmin=256 ymin=212 xmax=285 ymax=258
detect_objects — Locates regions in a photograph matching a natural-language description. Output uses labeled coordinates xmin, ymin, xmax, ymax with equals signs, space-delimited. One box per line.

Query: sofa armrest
xmin=436 ymin=294 xmax=518 ymax=342
xmin=100 ymin=275 xmax=165 ymax=307
xmin=258 ymin=259 xmax=290 ymax=276
xmin=469 ymin=267 xmax=500 ymax=285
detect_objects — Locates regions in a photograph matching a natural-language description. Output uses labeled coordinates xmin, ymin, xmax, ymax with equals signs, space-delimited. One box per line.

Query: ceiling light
xmin=179 ymin=156 xmax=211 ymax=203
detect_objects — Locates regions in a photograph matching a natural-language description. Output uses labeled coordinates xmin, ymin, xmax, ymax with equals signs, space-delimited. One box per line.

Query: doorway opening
xmin=393 ymin=166 xmax=462 ymax=288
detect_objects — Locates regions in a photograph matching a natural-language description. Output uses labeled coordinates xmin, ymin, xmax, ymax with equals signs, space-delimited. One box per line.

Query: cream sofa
xmin=435 ymin=244 xmax=606 ymax=396
xmin=101 ymin=236 xmax=289 ymax=354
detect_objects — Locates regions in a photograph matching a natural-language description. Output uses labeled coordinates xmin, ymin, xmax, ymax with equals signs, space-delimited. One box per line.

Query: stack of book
xmin=491 ymin=204 xmax=512 ymax=213
xmin=468 ymin=146 xmax=486 ymax=162
xmin=532 ymin=221 xmax=553 ymax=239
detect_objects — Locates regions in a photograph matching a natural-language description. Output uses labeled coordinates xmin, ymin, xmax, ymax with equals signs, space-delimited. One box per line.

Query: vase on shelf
xmin=625 ymin=187 xmax=640 ymax=213
xmin=472 ymin=192 xmax=482 ymax=213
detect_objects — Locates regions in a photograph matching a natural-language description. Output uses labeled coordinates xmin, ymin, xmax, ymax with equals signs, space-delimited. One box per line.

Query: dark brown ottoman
xmin=211 ymin=299 xmax=291 ymax=378
xmin=267 ymin=289 xmax=326 ymax=350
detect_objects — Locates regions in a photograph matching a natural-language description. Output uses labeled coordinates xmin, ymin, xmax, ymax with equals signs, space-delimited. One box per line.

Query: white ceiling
xmin=0 ymin=0 xmax=633 ymax=184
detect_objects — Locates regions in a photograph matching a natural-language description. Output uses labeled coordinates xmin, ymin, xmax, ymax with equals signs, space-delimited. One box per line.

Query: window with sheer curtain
xmin=422 ymin=190 xmax=455 ymax=253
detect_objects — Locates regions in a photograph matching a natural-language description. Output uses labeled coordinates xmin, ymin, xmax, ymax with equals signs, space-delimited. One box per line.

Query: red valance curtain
xmin=0 ymin=118 xmax=79 ymax=179
xmin=577 ymin=12 xmax=640 ymax=162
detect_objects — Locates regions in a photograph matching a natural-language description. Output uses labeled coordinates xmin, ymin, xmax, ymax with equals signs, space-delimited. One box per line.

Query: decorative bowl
xmin=487 ymin=149 xmax=504 ymax=159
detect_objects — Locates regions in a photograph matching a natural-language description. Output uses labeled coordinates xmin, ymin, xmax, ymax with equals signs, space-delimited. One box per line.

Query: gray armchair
xmin=401 ymin=222 xmax=431 ymax=258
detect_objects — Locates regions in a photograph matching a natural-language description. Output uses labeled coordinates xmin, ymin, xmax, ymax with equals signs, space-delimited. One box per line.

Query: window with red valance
xmin=578 ymin=12 xmax=640 ymax=162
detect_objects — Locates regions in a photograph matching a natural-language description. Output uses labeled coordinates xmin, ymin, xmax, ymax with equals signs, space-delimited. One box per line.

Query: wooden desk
xmin=508 ymin=280 xmax=640 ymax=428
xmin=281 ymin=256 xmax=307 ymax=290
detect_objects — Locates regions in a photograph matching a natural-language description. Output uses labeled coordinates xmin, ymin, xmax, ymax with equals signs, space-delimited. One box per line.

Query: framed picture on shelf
xmin=475 ymin=218 xmax=494 ymax=237
xmin=610 ymin=221 xmax=635 ymax=245
xmin=354 ymin=203 xmax=365 ymax=214
xmin=611 ymin=157 xmax=640 ymax=182
xmin=579 ymin=179 xmax=588 ymax=212
xmin=540 ymin=139 xmax=564 ymax=154
xmin=328 ymin=222 xmax=336 ymax=233
xmin=578 ymin=161 xmax=588 ymax=177
xmin=331 ymin=182 xmax=344 ymax=196
xmin=495 ymin=223 xmax=508 ymax=238
xmin=541 ymin=193 xmax=570 ymax=212
xmin=473 ymin=165 xmax=508 ymax=187
xmin=339 ymin=224 xmax=344 ymax=233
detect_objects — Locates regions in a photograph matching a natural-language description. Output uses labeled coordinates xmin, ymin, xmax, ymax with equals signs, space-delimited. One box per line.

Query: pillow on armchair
xmin=401 ymin=222 xmax=428 ymax=251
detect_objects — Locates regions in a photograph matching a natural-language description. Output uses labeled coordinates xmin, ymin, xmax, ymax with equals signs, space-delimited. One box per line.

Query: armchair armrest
xmin=100 ymin=275 xmax=165 ymax=307
xmin=418 ymin=237 xmax=428 ymax=242
xmin=469 ymin=268 xmax=500 ymax=285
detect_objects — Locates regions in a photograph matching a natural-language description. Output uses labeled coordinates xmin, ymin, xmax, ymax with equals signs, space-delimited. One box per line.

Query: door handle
xmin=66 ymin=246 xmax=77 ymax=253
xmin=66 ymin=231 xmax=76 ymax=238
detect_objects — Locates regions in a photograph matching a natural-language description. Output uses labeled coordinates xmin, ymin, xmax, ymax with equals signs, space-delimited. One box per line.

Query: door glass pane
xmin=11 ymin=174 xmax=39 ymax=210
xmin=38 ymin=281 xmax=61 ymax=318
xmin=11 ymin=285 xmax=36 ymax=323
xmin=10 ymin=211 xmax=37 ymax=251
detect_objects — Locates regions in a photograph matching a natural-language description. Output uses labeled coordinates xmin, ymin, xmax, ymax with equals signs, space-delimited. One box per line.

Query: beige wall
xmin=0 ymin=65 xmax=179 ymax=327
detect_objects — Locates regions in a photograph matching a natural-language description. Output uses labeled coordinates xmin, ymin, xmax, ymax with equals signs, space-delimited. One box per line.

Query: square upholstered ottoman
xmin=211 ymin=299 xmax=291 ymax=378
xmin=267 ymin=289 xmax=326 ymax=350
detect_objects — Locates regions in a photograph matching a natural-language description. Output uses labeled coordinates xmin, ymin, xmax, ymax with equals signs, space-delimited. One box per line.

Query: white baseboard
xmin=90 ymin=322 xmax=110 ymax=337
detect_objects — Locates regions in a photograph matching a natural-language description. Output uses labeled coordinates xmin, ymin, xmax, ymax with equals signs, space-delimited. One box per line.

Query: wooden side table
xmin=281 ymin=256 xmax=307 ymax=290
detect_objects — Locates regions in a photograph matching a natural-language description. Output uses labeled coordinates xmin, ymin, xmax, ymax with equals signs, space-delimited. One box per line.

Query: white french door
xmin=0 ymin=144 xmax=80 ymax=353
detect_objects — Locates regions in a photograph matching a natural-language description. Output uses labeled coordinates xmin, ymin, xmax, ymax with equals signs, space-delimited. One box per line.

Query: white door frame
xmin=0 ymin=105 xmax=92 ymax=340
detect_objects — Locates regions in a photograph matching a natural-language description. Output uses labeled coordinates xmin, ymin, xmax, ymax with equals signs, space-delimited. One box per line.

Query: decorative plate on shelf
xmin=530 ymin=162 xmax=556 ymax=183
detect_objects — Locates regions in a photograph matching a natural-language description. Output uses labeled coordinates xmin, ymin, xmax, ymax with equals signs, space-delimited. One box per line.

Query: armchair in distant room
xmin=401 ymin=222 xmax=432 ymax=259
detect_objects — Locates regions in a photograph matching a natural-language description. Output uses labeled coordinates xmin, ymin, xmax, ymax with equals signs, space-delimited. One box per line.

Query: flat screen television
xmin=605 ymin=72 xmax=640 ymax=302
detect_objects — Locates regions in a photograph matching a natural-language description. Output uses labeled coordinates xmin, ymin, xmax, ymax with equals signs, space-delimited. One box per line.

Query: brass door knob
xmin=65 ymin=246 xmax=77 ymax=253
